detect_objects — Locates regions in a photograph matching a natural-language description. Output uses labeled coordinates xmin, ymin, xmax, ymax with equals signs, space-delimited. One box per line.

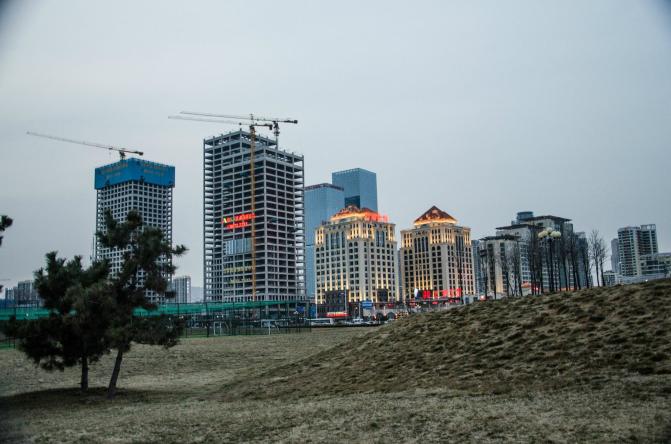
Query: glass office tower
xmin=304 ymin=183 xmax=345 ymax=299
xmin=331 ymin=168 xmax=378 ymax=211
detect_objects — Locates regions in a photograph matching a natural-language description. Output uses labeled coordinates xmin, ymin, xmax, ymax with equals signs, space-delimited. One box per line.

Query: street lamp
xmin=538 ymin=228 xmax=561 ymax=293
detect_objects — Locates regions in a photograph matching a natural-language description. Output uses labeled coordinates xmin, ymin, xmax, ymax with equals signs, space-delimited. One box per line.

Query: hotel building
xmin=314 ymin=206 xmax=398 ymax=312
xmin=400 ymin=206 xmax=475 ymax=302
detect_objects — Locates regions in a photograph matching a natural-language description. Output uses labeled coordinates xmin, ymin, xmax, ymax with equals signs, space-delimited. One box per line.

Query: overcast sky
xmin=1 ymin=0 xmax=670 ymax=290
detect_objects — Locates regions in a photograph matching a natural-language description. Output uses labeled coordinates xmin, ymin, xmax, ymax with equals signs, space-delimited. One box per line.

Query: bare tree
xmin=487 ymin=244 xmax=497 ymax=298
xmin=511 ymin=241 xmax=524 ymax=296
xmin=527 ymin=230 xmax=543 ymax=294
xmin=580 ymin=238 xmax=591 ymax=288
xmin=496 ymin=245 xmax=511 ymax=297
xmin=566 ymin=233 xmax=581 ymax=290
xmin=588 ymin=229 xmax=608 ymax=287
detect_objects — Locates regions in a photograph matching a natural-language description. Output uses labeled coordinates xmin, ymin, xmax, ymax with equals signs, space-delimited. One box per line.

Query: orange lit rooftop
xmin=413 ymin=205 xmax=457 ymax=227
xmin=330 ymin=205 xmax=389 ymax=223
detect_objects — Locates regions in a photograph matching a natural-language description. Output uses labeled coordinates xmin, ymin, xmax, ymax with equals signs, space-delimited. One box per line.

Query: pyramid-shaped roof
xmin=413 ymin=205 xmax=457 ymax=226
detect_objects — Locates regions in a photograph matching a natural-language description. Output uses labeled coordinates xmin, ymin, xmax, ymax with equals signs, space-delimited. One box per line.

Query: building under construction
xmin=94 ymin=158 xmax=175 ymax=304
xmin=203 ymin=130 xmax=305 ymax=303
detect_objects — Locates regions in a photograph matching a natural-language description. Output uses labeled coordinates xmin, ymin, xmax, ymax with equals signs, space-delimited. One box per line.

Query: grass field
xmin=2 ymin=282 xmax=671 ymax=442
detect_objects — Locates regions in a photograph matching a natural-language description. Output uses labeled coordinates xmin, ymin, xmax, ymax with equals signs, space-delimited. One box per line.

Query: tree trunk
xmin=107 ymin=348 xmax=124 ymax=400
xmin=80 ymin=354 xmax=89 ymax=393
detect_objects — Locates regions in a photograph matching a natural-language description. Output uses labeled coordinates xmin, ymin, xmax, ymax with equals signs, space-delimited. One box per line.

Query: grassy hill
xmin=223 ymin=279 xmax=671 ymax=400
xmin=1 ymin=281 xmax=669 ymax=442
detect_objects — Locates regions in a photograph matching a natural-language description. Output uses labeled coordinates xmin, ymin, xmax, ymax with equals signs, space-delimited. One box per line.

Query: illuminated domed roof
xmin=413 ymin=206 xmax=457 ymax=226
xmin=330 ymin=205 xmax=389 ymax=223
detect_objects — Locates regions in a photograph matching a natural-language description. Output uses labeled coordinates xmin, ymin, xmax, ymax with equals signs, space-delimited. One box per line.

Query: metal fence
xmin=0 ymin=300 xmax=312 ymax=347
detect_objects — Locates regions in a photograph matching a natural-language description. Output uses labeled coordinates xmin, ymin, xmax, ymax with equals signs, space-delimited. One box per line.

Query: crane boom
xmin=26 ymin=131 xmax=144 ymax=159
xmin=180 ymin=111 xmax=298 ymax=124
xmin=168 ymin=116 xmax=246 ymax=126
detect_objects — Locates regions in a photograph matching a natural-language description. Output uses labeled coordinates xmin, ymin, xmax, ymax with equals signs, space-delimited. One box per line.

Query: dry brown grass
xmin=1 ymin=281 xmax=670 ymax=443
xmin=224 ymin=280 xmax=671 ymax=401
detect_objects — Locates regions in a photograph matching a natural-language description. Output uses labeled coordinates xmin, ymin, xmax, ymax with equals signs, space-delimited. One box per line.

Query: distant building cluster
xmin=3 ymin=128 xmax=668 ymax=314
xmin=604 ymin=224 xmax=670 ymax=286
xmin=473 ymin=212 xmax=591 ymax=298
xmin=3 ymin=280 xmax=40 ymax=308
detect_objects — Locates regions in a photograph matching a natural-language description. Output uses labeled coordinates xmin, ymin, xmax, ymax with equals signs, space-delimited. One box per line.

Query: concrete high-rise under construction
xmin=94 ymin=158 xmax=175 ymax=304
xmin=203 ymin=130 xmax=305 ymax=303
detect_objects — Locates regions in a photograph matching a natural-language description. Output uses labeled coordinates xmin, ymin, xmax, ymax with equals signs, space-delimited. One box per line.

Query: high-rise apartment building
xmin=332 ymin=168 xmax=378 ymax=212
xmin=94 ymin=158 xmax=175 ymax=304
xmin=400 ymin=206 xmax=475 ymax=302
xmin=304 ymin=183 xmax=345 ymax=300
xmin=617 ymin=225 xmax=659 ymax=277
xmin=203 ymin=130 xmax=305 ymax=303
xmin=314 ymin=206 xmax=398 ymax=312
xmin=638 ymin=224 xmax=658 ymax=256
xmin=611 ymin=238 xmax=620 ymax=274
xmin=171 ymin=275 xmax=191 ymax=304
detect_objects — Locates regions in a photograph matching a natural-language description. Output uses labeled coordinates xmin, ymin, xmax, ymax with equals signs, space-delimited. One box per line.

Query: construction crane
xmin=26 ymin=131 xmax=144 ymax=159
xmin=179 ymin=111 xmax=298 ymax=148
xmin=170 ymin=112 xmax=298 ymax=302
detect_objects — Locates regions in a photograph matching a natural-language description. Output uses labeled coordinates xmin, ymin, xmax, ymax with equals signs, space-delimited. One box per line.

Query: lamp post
xmin=538 ymin=228 xmax=561 ymax=293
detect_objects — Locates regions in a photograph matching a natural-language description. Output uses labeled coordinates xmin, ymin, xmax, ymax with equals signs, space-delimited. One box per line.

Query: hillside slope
xmin=223 ymin=279 xmax=671 ymax=400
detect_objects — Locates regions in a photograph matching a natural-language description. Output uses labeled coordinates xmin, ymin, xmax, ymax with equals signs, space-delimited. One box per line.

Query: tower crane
xmin=179 ymin=111 xmax=297 ymax=148
xmin=169 ymin=112 xmax=298 ymax=302
xmin=26 ymin=131 xmax=144 ymax=159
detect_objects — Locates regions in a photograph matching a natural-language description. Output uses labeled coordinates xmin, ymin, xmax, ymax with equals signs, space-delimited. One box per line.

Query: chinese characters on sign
xmin=221 ymin=213 xmax=256 ymax=229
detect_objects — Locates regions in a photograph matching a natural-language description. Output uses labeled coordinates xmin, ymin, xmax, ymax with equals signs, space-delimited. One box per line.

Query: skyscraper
xmin=400 ymin=206 xmax=475 ymax=302
xmin=304 ymin=183 xmax=345 ymax=300
xmin=638 ymin=224 xmax=659 ymax=256
xmin=332 ymin=168 xmax=378 ymax=212
xmin=314 ymin=206 xmax=398 ymax=313
xmin=171 ymin=275 xmax=191 ymax=304
xmin=617 ymin=224 xmax=659 ymax=277
xmin=94 ymin=158 xmax=175 ymax=304
xmin=611 ymin=238 xmax=620 ymax=274
xmin=203 ymin=130 xmax=305 ymax=303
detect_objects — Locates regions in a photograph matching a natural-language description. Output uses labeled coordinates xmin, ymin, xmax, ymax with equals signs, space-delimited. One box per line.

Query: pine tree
xmin=97 ymin=209 xmax=186 ymax=399
xmin=6 ymin=253 xmax=112 ymax=392
xmin=0 ymin=214 xmax=12 ymax=293
xmin=0 ymin=214 xmax=12 ymax=247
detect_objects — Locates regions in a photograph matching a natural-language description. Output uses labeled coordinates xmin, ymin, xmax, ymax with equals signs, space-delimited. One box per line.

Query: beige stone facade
xmin=314 ymin=206 xmax=398 ymax=305
xmin=400 ymin=206 xmax=475 ymax=301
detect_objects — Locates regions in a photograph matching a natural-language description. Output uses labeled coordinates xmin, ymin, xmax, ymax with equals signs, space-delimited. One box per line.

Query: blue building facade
xmin=331 ymin=168 xmax=378 ymax=211
xmin=94 ymin=158 xmax=175 ymax=303
xmin=94 ymin=158 xmax=175 ymax=190
xmin=304 ymin=183 xmax=345 ymax=299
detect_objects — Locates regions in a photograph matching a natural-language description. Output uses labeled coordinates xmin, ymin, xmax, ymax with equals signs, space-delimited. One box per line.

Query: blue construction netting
xmin=0 ymin=300 xmax=295 ymax=321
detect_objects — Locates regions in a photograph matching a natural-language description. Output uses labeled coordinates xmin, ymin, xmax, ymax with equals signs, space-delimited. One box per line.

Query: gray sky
xmin=1 ymin=0 xmax=670 ymax=290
